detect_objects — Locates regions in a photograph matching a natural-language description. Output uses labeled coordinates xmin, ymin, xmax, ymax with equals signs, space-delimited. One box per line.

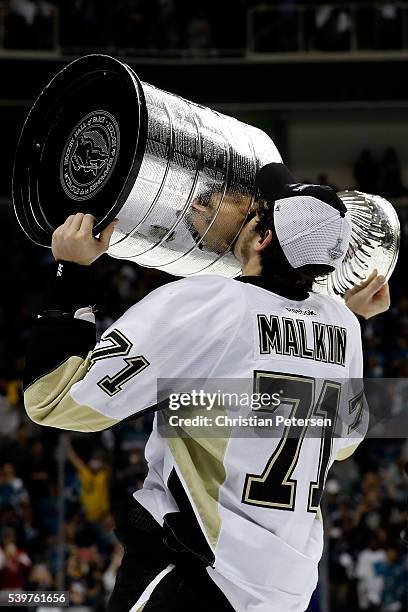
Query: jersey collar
xmin=235 ymin=275 xmax=309 ymax=301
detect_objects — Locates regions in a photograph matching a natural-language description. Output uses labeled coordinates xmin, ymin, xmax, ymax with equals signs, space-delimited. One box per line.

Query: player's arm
xmin=336 ymin=270 xmax=391 ymax=457
xmin=23 ymin=213 xmax=121 ymax=431
xmin=335 ymin=329 xmax=368 ymax=462
xmin=335 ymin=271 xmax=391 ymax=462
xmin=23 ymin=274 xmax=227 ymax=432
xmin=24 ymin=214 xmax=238 ymax=432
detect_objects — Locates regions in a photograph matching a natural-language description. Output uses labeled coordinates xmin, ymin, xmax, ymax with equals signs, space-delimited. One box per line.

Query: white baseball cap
xmin=257 ymin=163 xmax=352 ymax=270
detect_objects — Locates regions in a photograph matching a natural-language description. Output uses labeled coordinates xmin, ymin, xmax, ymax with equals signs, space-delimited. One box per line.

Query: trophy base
xmin=13 ymin=54 xmax=147 ymax=247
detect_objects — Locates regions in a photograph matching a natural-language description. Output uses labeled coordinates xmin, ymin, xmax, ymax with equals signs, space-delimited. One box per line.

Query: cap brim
xmin=257 ymin=163 xmax=296 ymax=202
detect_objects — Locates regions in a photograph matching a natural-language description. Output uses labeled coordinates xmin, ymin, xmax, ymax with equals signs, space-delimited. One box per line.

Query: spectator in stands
xmin=0 ymin=377 xmax=19 ymax=439
xmin=32 ymin=1 xmax=56 ymax=49
xmin=102 ymin=542 xmax=124 ymax=604
xmin=313 ymin=5 xmax=351 ymax=51
xmin=26 ymin=439 xmax=52 ymax=500
xmin=65 ymin=545 xmax=106 ymax=609
xmin=27 ymin=562 xmax=53 ymax=591
xmin=114 ymin=447 xmax=147 ymax=498
xmin=18 ymin=499 xmax=40 ymax=558
xmin=0 ymin=531 xmax=31 ymax=590
xmin=67 ymin=555 xmax=88 ymax=606
xmin=0 ymin=463 xmax=27 ymax=509
xmin=374 ymin=3 xmax=402 ymax=50
xmin=64 ymin=436 xmax=110 ymax=523
xmin=4 ymin=0 xmax=36 ymax=49
xmin=81 ymin=546 xmax=105 ymax=609
xmin=35 ymin=481 xmax=59 ymax=538
xmin=355 ymin=534 xmax=386 ymax=611
xmin=4 ymin=0 xmax=55 ymax=49
xmin=375 ymin=546 xmax=407 ymax=611
xmin=94 ymin=512 xmax=116 ymax=557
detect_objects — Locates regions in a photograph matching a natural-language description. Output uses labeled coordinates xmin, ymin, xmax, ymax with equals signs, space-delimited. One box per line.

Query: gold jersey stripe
xmin=336 ymin=442 xmax=361 ymax=462
xmin=24 ymin=354 xmax=118 ymax=432
xmin=166 ymin=405 xmax=231 ymax=549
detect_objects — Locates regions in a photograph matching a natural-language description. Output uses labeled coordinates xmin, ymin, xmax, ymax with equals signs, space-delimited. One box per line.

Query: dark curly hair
xmin=254 ymin=199 xmax=335 ymax=294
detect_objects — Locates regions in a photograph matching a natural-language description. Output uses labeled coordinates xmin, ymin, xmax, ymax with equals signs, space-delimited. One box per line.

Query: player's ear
xmin=256 ymin=229 xmax=273 ymax=253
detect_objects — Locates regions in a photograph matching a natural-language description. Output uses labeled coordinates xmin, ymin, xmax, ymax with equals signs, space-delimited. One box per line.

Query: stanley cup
xmin=13 ymin=54 xmax=281 ymax=278
xmin=13 ymin=54 xmax=399 ymax=289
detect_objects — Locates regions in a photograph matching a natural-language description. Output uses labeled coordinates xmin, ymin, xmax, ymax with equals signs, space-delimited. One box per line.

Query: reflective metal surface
xmin=107 ymin=80 xmax=282 ymax=276
xmin=317 ymin=191 xmax=400 ymax=296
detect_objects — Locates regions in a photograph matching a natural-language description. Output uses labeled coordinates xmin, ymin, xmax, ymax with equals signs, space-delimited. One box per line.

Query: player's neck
xmin=241 ymin=257 xmax=262 ymax=277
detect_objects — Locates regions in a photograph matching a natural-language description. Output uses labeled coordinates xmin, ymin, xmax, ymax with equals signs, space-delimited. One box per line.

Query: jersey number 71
xmin=242 ymin=371 xmax=341 ymax=513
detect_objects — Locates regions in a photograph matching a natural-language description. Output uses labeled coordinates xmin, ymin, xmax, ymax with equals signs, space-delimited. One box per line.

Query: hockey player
xmin=23 ymin=164 xmax=390 ymax=611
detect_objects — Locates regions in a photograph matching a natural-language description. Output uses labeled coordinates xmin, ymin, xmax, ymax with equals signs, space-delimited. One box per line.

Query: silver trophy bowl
xmin=13 ymin=54 xmax=400 ymax=288
xmin=319 ymin=191 xmax=400 ymax=296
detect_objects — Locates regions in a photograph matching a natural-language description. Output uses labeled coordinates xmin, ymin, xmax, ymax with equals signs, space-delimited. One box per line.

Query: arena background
xmin=0 ymin=2 xmax=407 ymax=611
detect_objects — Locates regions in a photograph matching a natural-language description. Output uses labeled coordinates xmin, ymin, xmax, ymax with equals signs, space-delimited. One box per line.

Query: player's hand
xmin=51 ymin=213 xmax=117 ymax=265
xmin=344 ymin=269 xmax=390 ymax=319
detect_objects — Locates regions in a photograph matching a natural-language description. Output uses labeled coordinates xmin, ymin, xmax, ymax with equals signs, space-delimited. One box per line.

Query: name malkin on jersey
xmin=257 ymin=314 xmax=347 ymax=366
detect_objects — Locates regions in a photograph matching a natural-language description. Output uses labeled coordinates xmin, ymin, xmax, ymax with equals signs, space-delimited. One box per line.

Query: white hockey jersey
xmin=24 ymin=275 xmax=366 ymax=611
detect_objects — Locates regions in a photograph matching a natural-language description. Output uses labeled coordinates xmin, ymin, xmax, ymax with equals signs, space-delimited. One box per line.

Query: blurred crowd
xmin=0 ymin=1 xmax=406 ymax=54
xmin=327 ymin=439 xmax=408 ymax=611
xmin=0 ymin=412 xmax=153 ymax=609
xmin=250 ymin=1 xmax=405 ymax=53
xmin=0 ymin=201 xmax=407 ymax=609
